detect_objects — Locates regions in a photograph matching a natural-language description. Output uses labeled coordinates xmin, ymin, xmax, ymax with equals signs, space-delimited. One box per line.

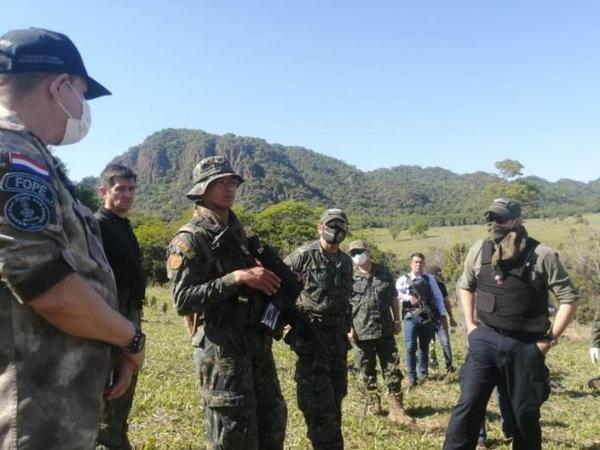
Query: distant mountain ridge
xmin=107 ymin=128 xmax=600 ymax=224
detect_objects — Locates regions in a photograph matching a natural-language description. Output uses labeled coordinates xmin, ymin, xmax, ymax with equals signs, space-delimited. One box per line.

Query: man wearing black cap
xmin=444 ymin=198 xmax=579 ymax=450
xmin=283 ymin=209 xmax=353 ymax=450
xmin=167 ymin=156 xmax=287 ymax=450
xmin=0 ymin=28 xmax=144 ymax=449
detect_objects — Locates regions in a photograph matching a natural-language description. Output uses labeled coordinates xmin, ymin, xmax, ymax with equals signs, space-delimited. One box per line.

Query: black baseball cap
xmin=0 ymin=27 xmax=110 ymax=100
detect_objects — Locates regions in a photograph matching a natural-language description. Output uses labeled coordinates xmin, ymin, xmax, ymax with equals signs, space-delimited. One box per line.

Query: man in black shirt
xmin=95 ymin=164 xmax=146 ymax=450
xmin=428 ymin=265 xmax=456 ymax=373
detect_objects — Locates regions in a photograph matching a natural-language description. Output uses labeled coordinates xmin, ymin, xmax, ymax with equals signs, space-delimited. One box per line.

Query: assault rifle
xmin=407 ymin=278 xmax=442 ymax=323
xmin=211 ymin=227 xmax=303 ymax=339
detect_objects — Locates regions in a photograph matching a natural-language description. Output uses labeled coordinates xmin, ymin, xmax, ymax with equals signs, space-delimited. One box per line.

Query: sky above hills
xmin=4 ymin=1 xmax=600 ymax=182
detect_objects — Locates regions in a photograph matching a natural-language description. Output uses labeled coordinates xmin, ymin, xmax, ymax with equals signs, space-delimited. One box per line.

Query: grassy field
xmin=361 ymin=214 xmax=600 ymax=264
xmin=129 ymin=286 xmax=600 ymax=449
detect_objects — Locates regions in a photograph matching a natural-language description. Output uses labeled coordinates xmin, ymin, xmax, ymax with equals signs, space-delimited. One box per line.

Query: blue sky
xmin=4 ymin=1 xmax=600 ymax=182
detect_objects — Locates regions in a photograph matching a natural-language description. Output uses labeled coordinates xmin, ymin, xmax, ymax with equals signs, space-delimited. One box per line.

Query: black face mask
xmin=321 ymin=224 xmax=347 ymax=244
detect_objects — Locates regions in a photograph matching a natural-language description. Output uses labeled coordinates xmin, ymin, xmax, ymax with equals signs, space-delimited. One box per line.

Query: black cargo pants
xmin=444 ymin=325 xmax=550 ymax=450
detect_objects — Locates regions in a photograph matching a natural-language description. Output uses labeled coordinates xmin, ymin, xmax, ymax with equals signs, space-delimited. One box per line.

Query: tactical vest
xmin=476 ymin=238 xmax=550 ymax=335
xmin=176 ymin=216 xmax=265 ymax=330
xmin=403 ymin=274 xmax=440 ymax=321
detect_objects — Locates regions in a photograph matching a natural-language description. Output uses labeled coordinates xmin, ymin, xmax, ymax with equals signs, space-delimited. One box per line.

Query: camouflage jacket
xmin=167 ymin=205 xmax=262 ymax=346
xmin=284 ymin=240 xmax=353 ymax=320
xmin=350 ymin=263 xmax=397 ymax=341
xmin=0 ymin=106 xmax=117 ymax=450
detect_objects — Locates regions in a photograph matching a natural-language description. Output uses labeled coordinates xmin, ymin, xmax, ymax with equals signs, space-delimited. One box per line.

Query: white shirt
xmin=395 ymin=272 xmax=447 ymax=317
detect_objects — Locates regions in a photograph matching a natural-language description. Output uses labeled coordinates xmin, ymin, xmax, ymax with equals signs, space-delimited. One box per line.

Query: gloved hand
xmin=590 ymin=347 xmax=599 ymax=364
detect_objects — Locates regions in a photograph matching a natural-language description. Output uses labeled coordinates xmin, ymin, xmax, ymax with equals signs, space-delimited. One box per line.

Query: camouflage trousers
xmin=290 ymin=324 xmax=348 ymax=450
xmin=97 ymin=308 xmax=142 ymax=450
xmin=354 ymin=335 xmax=403 ymax=394
xmin=194 ymin=326 xmax=287 ymax=450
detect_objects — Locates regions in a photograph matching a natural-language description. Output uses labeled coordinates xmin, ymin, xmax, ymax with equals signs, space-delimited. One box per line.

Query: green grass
xmin=361 ymin=214 xmax=600 ymax=262
xmin=130 ymin=286 xmax=600 ymax=449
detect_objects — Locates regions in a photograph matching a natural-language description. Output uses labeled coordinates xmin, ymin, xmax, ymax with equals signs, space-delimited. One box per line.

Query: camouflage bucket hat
xmin=348 ymin=240 xmax=368 ymax=252
xmin=186 ymin=156 xmax=244 ymax=199
xmin=484 ymin=198 xmax=521 ymax=222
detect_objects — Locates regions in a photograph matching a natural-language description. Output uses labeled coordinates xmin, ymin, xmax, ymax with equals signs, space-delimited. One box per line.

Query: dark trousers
xmin=444 ymin=325 xmax=550 ymax=450
xmin=354 ymin=335 xmax=403 ymax=394
xmin=97 ymin=309 xmax=142 ymax=450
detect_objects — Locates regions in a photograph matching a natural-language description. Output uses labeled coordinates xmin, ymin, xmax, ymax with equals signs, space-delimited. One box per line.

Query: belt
xmin=482 ymin=323 xmax=544 ymax=342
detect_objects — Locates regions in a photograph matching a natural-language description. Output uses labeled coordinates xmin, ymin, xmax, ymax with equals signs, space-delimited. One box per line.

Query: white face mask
xmin=352 ymin=251 xmax=369 ymax=266
xmin=55 ymin=81 xmax=92 ymax=145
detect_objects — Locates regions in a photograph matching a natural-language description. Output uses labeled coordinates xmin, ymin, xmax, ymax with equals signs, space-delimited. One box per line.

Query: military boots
xmin=367 ymin=392 xmax=384 ymax=415
xmin=388 ymin=392 xmax=416 ymax=426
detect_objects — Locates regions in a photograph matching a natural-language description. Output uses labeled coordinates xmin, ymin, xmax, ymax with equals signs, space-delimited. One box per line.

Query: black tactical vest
xmin=476 ymin=238 xmax=550 ymax=335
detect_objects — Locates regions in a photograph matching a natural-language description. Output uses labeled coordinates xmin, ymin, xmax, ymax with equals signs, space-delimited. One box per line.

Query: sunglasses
xmin=350 ymin=249 xmax=366 ymax=256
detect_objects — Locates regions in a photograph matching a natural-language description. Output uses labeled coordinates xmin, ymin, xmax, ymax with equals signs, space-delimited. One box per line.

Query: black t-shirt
xmin=437 ymin=280 xmax=448 ymax=298
xmin=95 ymin=207 xmax=146 ymax=307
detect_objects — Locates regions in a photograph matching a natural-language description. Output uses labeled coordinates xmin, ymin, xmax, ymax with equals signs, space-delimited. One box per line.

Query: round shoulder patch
xmin=168 ymin=254 xmax=184 ymax=270
xmin=4 ymin=193 xmax=50 ymax=232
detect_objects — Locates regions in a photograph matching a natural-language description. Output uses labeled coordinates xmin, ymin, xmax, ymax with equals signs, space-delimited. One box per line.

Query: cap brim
xmin=84 ymin=76 xmax=111 ymax=100
xmin=185 ymin=173 xmax=244 ymax=200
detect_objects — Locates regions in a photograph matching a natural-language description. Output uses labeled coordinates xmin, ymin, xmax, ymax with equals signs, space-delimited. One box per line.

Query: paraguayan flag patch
xmin=9 ymin=152 xmax=51 ymax=181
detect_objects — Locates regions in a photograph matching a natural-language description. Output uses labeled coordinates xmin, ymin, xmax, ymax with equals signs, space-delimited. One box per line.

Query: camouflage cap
xmin=320 ymin=208 xmax=348 ymax=225
xmin=484 ymin=198 xmax=521 ymax=221
xmin=186 ymin=156 xmax=244 ymax=199
xmin=348 ymin=240 xmax=368 ymax=252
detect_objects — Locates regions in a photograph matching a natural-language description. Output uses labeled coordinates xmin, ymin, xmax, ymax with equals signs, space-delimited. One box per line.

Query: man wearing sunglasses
xmin=444 ymin=198 xmax=579 ymax=450
xmin=284 ymin=209 xmax=353 ymax=450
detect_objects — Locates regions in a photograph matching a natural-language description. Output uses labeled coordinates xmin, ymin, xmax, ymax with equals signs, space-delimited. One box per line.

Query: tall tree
xmin=494 ymin=159 xmax=524 ymax=181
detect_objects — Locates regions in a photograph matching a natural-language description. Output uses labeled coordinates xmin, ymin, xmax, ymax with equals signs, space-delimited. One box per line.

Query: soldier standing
xmin=96 ymin=164 xmax=146 ymax=450
xmin=444 ymin=198 xmax=579 ymax=450
xmin=0 ymin=28 xmax=144 ymax=449
xmin=347 ymin=240 xmax=414 ymax=425
xmin=284 ymin=209 xmax=353 ymax=450
xmin=166 ymin=156 xmax=287 ymax=450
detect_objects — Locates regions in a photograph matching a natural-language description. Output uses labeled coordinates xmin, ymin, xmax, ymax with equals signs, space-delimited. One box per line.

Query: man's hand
xmin=105 ymin=358 xmax=136 ymax=400
xmin=393 ymin=320 xmax=401 ymax=335
xmin=466 ymin=323 xmax=478 ymax=336
xmin=121 ymin=348 xmax=145 ymax=374
xmin=536 ymin=341 xmax=552 ymax=355
xmin=235 ymin=267 xmax=281 ymax=296
xmin=590 ymin=347 xmax=599 ymax=364
xmin=348 ymin=328 xmax=357 ymax=346
xmin=409 ymin=295 xmax=420 ymax=306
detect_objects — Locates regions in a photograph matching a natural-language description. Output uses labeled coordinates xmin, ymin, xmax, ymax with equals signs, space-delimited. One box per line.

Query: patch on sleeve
xmin=9 ymin=152 xmax=51 ymax=181
xmin=171 ymin=235 xmax=196 ymax=259
xmin=4 ymin=193 xmax=50 ymax=231
xmin=1 ymin=172 xmax=56 ymax=205
xmin=168 ymin=254 xmax=184 ymax=270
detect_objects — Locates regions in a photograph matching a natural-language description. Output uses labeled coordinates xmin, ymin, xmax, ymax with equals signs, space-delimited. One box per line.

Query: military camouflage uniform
xmin=0 ymin=106 xmax=117 ymax=449
xmin=284 ymin=241 xmax=353 ymax=450
xmin=167 ymin=205 xmax=286 ymax=450
xmin=350 ymin=263 xmax=403 ymax=395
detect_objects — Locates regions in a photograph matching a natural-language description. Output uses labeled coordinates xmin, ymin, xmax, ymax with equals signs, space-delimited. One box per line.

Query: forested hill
xmin=105 ymin=128 xmax=600 ymax=224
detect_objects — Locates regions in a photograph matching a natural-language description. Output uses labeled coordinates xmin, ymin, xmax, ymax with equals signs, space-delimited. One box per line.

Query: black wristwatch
xmin=121 ymin=324 xmax=146 ymax=354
